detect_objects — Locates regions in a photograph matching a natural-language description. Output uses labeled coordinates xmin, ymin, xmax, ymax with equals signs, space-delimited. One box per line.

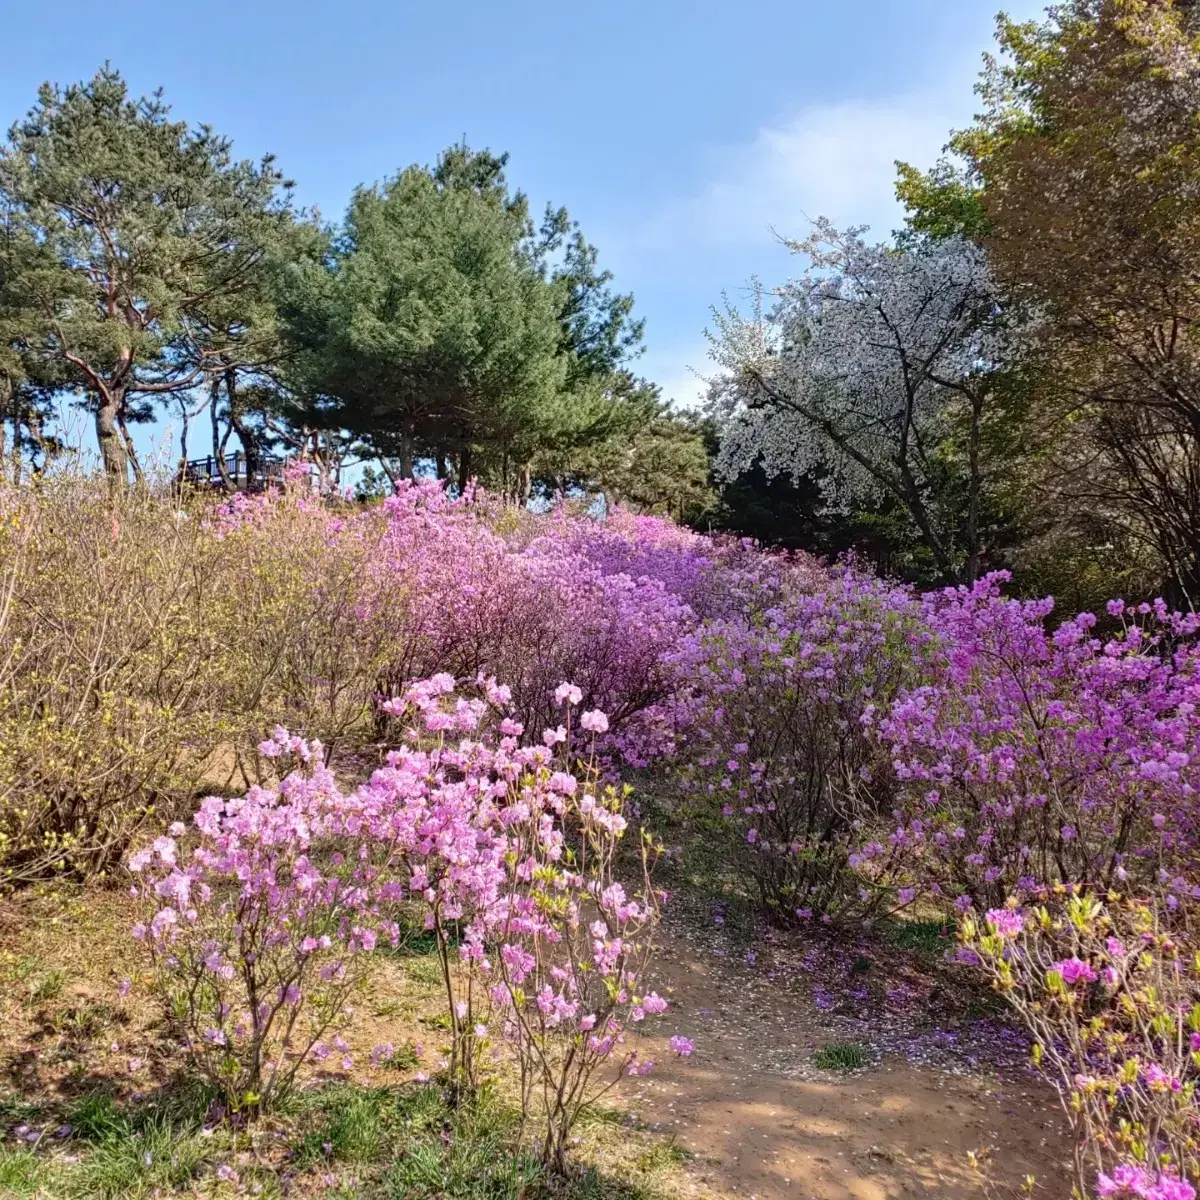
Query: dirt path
xmin=619 ymin=927 xmax=1071 ymax=1199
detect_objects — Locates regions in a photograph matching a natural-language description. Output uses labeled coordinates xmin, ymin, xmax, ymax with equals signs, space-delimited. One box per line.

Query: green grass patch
xmin=51 ymin=999 xmax=115 ymax=1040
xmin=0 ymin=1094 xmax=43 ymax=1124
xmin=395 ymin=928 xmax=442 ymax=957
xmin=65 ymin=1092 xmax=127 ymax=1142
xmin=58 ymin=1118 xmax=211 ymax=1199
xmin=382 ymin=1041 xmax=421 ymax=1070
xmin=406 ymin=956 xmax=447 ymax=988
xmin=288 ymin=1082 xmax=675 ymax=1198
xmin=883 ymin=918 xmax=954 ymax=957
xmin=291 ymin=1081 xmax=544 ymax=1197
xmin=371 ymin=999 xmax=413 ymax=1019
xmin=0 ymin=1078 xmax=684 ymax=1198
xmin=634 ymin=1140 xmax=692 ymax=1172
xmin=813 ymin=1041 xmax=871 ymax=1071
xmin=382 ymin=1123 xmax=544 ymax=1197
xmin=373 ymin=914 xmax=458 ymax=962
xmin=27 ymin=968 xmax=67 ymax=1005
xmin=291 ymin=1085 xmax=394 ymax=1167
xmin=55 ymin=1083 xmax=222 ymax=1199
xmin=0 ymin=1146 xmax=48 ymax=1197
xmin=575 ymin=1104 xmax=629 ymax=1130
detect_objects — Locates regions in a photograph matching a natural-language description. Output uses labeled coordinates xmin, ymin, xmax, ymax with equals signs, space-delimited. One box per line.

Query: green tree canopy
xmin=0 ymin=66 xmax=294 ymax=482
xmin=279 ymin=145 xmax=641 ymax=493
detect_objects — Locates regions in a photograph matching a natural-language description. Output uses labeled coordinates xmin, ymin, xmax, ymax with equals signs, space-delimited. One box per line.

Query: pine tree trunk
xmin=226 ymin=369 xmax=261 ymax=485
xmin=211 ymin=376 xmax=222 ymax=463
xmin=177 ymin=396 xmax=191 ymax=467
xmin=118 ymin=411 xmax=143 ymax=485
xmin=28 ymin=413 xmax=48 ymax=469
xmin=95 ymin=391 xmax=129 ymax=486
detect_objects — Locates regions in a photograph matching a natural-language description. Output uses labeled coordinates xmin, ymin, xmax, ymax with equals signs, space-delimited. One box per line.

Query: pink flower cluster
xmin=129 ymin=731 xmax=409 ymax=1110
xmin=206 ymin=483 xmax=1200 ymax=931
xmin=657 ymin=567 xmax=928 ymax=922
xmin=885 ymin=575 xmax=1200 ymax=907
xmin=1098 ymin=1164 xmax=1196 ymax=1200
xmin=367 ymin=481 xmax=697 ymax=753
xmin=130 ymin=673 xmax=684 ymax=1133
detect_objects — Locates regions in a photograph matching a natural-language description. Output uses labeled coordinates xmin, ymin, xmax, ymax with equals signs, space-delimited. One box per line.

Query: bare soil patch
xmin=616 ymin=918 xmax=1071 ymax=1199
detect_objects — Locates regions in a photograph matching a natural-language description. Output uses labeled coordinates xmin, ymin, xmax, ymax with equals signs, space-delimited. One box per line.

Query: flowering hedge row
xmin=171 ymin=480 xmax=1200 ymax=932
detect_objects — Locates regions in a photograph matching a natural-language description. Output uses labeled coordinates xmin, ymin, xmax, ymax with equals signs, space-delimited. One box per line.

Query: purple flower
xmin=1097 ymin=1163 xmax=1151 ymax=1197
xmin=1052 ymin=958 xmax=1097 ymax=986
xmin=1147 ymin=1175 xmax=1197 ymax=1200
xmin=985 ymin=908 xmax=1023 ymax=938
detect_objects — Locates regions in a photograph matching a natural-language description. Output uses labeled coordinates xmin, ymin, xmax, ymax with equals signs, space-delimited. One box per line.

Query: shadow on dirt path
xmin=619 ymin=927 xmax=1071 ymax=1199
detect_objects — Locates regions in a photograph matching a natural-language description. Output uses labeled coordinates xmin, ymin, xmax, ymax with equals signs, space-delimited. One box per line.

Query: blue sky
xmin=1 ymin=0 xmax=1042 ymax=461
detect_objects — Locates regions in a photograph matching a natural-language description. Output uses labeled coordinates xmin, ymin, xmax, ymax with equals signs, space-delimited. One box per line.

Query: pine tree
xmin=0 ymin=66 xmax=293 ymax=482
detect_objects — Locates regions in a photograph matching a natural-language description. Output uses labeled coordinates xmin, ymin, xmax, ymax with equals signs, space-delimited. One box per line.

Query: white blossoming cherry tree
xmin=707 ymin=220 xmax=1028 ymax=583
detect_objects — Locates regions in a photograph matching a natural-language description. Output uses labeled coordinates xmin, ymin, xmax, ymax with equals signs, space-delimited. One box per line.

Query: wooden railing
xmin=182 ymin=452 xmax=288 ymax=491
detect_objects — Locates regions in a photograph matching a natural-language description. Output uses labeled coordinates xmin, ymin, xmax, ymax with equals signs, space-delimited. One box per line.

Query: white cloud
xmin=631 ymin=91 xmax=967 ymax=263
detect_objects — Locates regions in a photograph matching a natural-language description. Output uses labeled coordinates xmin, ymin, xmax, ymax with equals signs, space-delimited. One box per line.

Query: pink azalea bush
xmin=482 ymin=689 xmax=668 ymax=1171
xmin=131 ymin=675 xmax=678 ymax=1171
xmin=360 ymin=675 xmax=675 ymax=1168
xmin=330 ymin=480 xmax=699 ymax=750
xmin=559 ymin=505 xmax=819 ymax=620
xmin=129 ymin=732 xmax=407 ymax=1115
xmin=660 ymin=569 xmax=928 ymax=922
xmin=885 ymin=576 xmax=1200 ymax=908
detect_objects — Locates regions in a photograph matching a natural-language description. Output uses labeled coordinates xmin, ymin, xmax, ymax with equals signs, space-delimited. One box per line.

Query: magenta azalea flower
xmin=1052 ymin=958 xmax=1098 ymax=986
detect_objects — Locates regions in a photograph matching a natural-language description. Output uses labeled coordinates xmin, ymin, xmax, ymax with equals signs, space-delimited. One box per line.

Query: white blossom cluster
xmin=706 ymin=221 xmax=1018 ymax=513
